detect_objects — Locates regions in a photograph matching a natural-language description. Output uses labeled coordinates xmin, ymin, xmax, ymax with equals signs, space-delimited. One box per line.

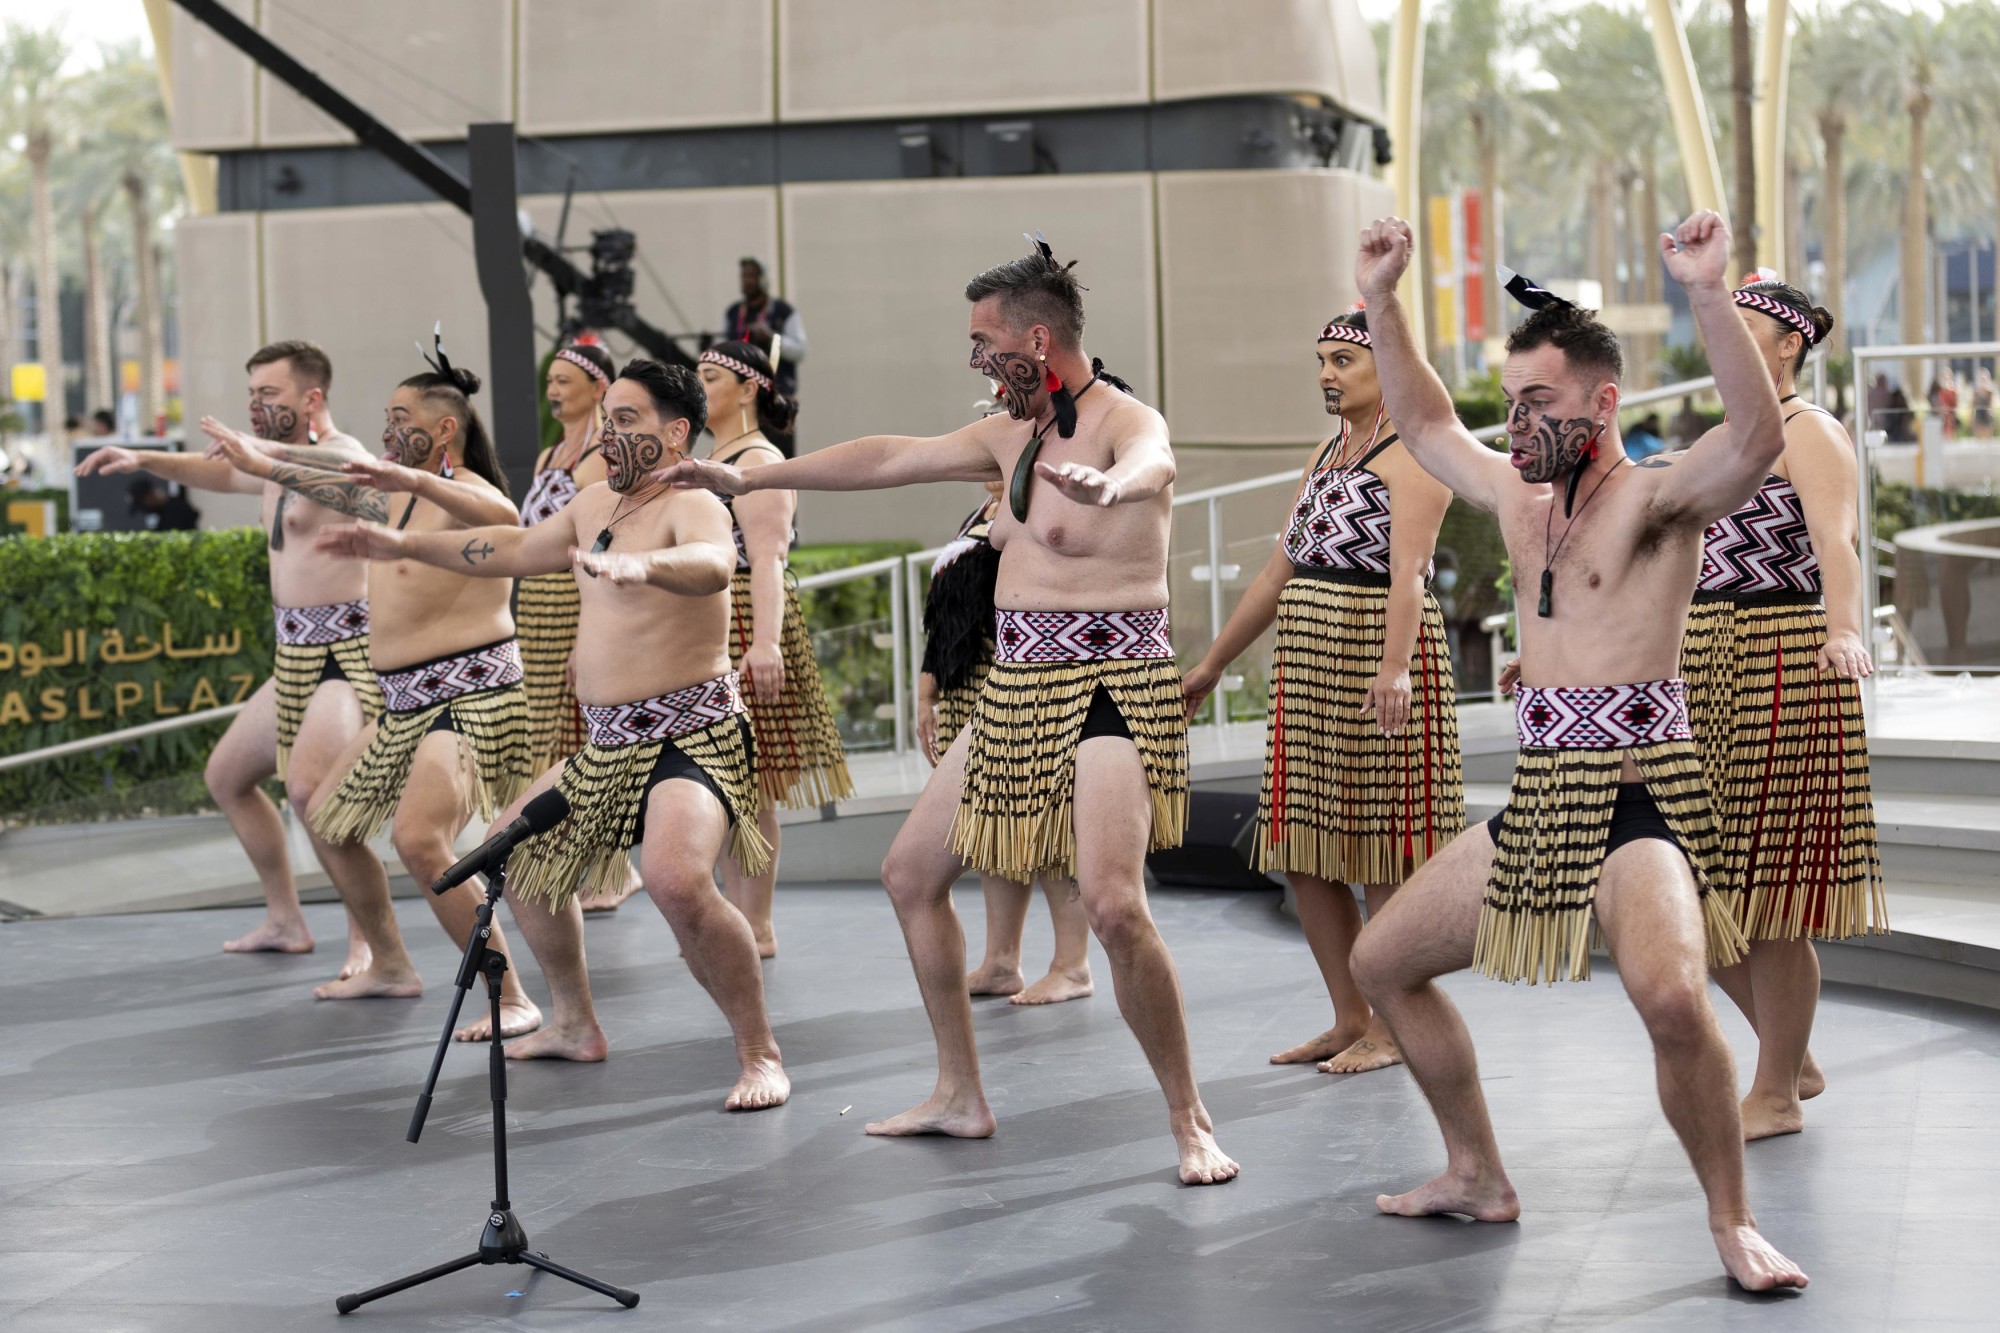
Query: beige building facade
xmin=170 ymin=1 xmax=1388 ymax=540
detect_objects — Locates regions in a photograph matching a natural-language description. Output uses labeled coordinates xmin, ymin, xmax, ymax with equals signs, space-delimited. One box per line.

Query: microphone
xmin=429 ymin=788 xmax=569 ymax=894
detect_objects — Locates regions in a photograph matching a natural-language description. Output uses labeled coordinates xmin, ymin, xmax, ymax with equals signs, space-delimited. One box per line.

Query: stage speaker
xmin=1145 ymin=791 xmax=1278 ymax=892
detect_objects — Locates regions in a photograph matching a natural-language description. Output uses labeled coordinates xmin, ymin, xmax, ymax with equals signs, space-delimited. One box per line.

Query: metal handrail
xmin=793 ymin=554 xmax=909 ymax=752
xmin=0 ymin=703 xmax=248 ymax=772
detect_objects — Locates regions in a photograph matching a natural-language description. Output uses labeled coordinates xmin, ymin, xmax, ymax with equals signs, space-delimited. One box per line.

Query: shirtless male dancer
xmin=666 ymin=237 xmax=1237 ymax=1183
xmin=78 ymin=341 xmax=378 ymax=974
xmin=1345 ymin=212 xmax=1807 ymax=1289
xmin=315 ymin=359 xmax=789 ymax=1110
xmin=203 ymin=351 xmax=542 ymax=1040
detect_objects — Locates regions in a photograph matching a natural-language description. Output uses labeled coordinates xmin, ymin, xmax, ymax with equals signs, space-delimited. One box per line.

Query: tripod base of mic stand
xmin=335 ymin=1205 xmax=639 ymax=1314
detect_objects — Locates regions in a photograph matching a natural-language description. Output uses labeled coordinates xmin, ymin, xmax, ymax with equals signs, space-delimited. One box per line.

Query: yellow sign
xmin=121 ymin=359 xmax=140 ymax=393
xmin=1428 ymin=195 xmax=1458 ymax=348
xmin=11 ymin=362 xmax=46 ymax=403
xmin=5 ymin=500 xmax=56 ymax=537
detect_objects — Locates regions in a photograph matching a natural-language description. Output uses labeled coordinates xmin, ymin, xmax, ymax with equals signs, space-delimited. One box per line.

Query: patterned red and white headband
xmin=1319 ymin=300 xmax=1370 ymax=347
xmin=555 ymin=347 xmax=609 ymax=386
xmin=699 ymin=348 xmax=772 ymax=392
xmin=1733 ymin=271 xmax=1819 ymax=343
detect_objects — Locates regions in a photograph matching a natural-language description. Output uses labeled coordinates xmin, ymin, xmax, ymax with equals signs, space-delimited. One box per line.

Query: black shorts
xmin=629 ymin=717 xmax=749 ymax=843
xmin=1486 ymin=782 xmax=1683 ymax=856
xmin=318 ymin=653 xmax=355 ymax=687
xmin=1078 ymin=685 xmax=1132 ymax=742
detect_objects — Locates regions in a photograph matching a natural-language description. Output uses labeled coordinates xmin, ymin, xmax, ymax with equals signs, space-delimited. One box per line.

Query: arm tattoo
xmin=268 ymin=442 xmax=366 ymax=469
xmin=459 ymin=537 xmax=497 ymax=566
xmin=265 ymin=462 xmax=391 ymax=522
xmin=1635 ymin=457 xmax=1676 ymax=469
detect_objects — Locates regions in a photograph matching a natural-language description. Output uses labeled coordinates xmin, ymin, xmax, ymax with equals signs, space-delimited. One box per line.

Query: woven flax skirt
xmin=1255 ymin=573 xmax=1464 ymax=884
xmin=950 ymin=608 xmax=1189 ymax=882
xmin=310 ymin=639 xmax=533 ymax=845
xmin=1681 ymin=594 xmax=1887 ymax=940
xmin=1479 ymin=679 xmax=1744 ymax=984
xmin=516 ymin=571 xmax=586 ymax=776
xmin=729 ymin=570 xmax=854 ymax=809
xmin=271 ymin=599 xmax=382 ymax=779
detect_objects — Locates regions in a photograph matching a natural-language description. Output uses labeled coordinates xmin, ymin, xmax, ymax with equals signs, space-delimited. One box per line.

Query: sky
xmin=0 ymin=1 xmax=153 ymax=70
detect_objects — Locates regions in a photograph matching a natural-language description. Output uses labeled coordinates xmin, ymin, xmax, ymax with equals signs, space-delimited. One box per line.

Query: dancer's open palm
xmin=315 ymin=521 xmax=406 ymax=561
xmin=341 ymin=456 xmax=423 ymax=492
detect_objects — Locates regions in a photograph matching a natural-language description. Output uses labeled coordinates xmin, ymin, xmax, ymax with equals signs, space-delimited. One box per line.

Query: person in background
xmin=89 ymin=409 xmax=117 ymax=438
xmin=127 ymin=475 xmax=201 ymax=530
xmin=723 ymin=257 xmax=807 ymax=453
xmin=1623 ymin=413 xmax=1667 ymax=461
xmin=1973 ymin=367 xmax=1996 ymax=435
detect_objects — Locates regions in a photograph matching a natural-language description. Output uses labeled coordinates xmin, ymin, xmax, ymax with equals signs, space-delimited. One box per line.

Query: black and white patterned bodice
xmin=519 ymin=465 xmax=580 ymax=528
xmin=1698 ymin=475 xmax=1821 ymax=594
xmin=1283 ymin=452 xmax=1394 ymax=575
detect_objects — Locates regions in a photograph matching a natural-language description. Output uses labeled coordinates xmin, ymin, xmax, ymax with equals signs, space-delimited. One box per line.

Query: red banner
xmin=1463 ymin=191 xmax=1485 ymax=343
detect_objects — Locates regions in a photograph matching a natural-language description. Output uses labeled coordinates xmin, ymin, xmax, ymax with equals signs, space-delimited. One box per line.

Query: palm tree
xmin=1789 ymin=3 xmax=1879 ymax=362
xmin=0 ymin=22 xmax=73 ymax=448
xmin=1729 ymin=0 xmax=1758 ymax=280
xmin=86 ymin=40 xmax=177 ymax=433
xmin=1421 ymin=0 xmax=1514 ymax=355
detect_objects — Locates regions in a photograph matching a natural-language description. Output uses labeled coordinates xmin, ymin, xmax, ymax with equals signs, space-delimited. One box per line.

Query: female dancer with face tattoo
xmin=1183 ymin=308 xmax=1462 ymax=1074
xmin=694 ymin=341 xmax=853 ymax=957
xmin=1681 ymin=277 xmax=1886 ymax=1140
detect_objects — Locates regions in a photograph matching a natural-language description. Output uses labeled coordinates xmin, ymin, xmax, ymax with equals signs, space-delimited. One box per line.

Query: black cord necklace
xmin=585 ymin=485 xmax=671 ymax=573
xmin=1009 ymin=375 xmax=1099 ymax=521
xmin=1537 ymin=458 xmax=1627 ymax=618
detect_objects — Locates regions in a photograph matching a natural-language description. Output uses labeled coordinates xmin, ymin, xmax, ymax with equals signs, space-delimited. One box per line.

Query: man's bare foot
xmin=967 ymin=962 xmax=1025 ymax=997
xmin=1270 ymin=1022 xmax=1366 ymax=1065
xmin=337 ymin=938 xmax=372 ymax=981
xmin=1798 ymin=1051 xmax=1826 ymax=1101
xmin=1713 ymin=1223 xmax=1809 ymax=1290
xmin=1741 ymin=1089 xmax=1804 ymax=1141
xmin=505 ymin=1022 xmax=609 ymax=1062
xmin=865 ymin=1092 xmax=997 ymax=1138
xmin=1318 ymin=1026 xmax=1403 ymax=1075
xmin=313 ymin=965 xmax=423 ymax=1002
xmin=580 ymin=876 xmax=645 ymax=914
xmin=752 ymin=930 xmax=777 ymax=960
xmin=1173 ymin=1107 xmax=1239 ymax=1185
xmin=454 ymin=997 xmax=544 ymax=1042
xmin=1011 ymin=967 xmax=1092 ymax=1005
xmin=223 ymin=920 xmax=314 ymax=956
xmin=726 ymin=1057 xmax=791 ymax=1111
xmin=1377 ymin=1167 xmax=1521 ymax=1222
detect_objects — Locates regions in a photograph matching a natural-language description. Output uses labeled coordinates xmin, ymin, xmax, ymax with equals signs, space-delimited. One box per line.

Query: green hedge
xmin=0 ymin=528 xmax=273 ymax=822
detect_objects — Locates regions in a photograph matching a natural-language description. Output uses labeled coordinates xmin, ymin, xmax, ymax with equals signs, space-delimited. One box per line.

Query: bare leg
xmin=1319 ymin=883 xmax=1405 ymax=1073
xmin=1011 ymin=877 xmax=1094 ymax=1005
xmin=867 ymin=727 xmax=995 ymax=1139
xmin=1073 ymin=735 xmax=1236 ymax=1185
xmin=210 ymin=680 xmax=312 ymax=956
xmin=386 ymin=730 xmax=540 ymax=1040
xmin=1713 ymin=944 xmax=1826 ymax=1112
xmin=719 ymin=803 xmax=781 ymax=956
xmin=285 ymin=677 xmax=375 ymax=979
xmin=302 ymin=718 xmax=422 ymax=1000
xmin=1270 ymin=872 xmax=1367 ymax=1064
xmin=496 ymin=764 xmax=608 ymax=1062
xmin=1596 ymin=841 xmax=1807 ymax=1290
xmin=968 ymin=874 xmax=1030 ymax=996
xmin=642 ymin=779 xmax=786 ymax=1109
xmin=1351 ymin=825 xmax=1520 ymax=1221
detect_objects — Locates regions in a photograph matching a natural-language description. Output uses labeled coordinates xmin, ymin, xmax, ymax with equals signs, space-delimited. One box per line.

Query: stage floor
xmin=3 ymin=886 xmax=1996 ymax=1331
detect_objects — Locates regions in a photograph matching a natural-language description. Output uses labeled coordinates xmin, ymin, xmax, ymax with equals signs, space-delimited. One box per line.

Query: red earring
xmin=1045 ymin=368 xmax=1063 ymax=393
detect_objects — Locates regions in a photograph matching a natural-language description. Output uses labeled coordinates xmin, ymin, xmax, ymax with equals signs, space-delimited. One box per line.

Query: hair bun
xmin=451 ymin=367 xmax=482 ymax=396
xmin=1809 ymin=304 xmax=1835 ymax=344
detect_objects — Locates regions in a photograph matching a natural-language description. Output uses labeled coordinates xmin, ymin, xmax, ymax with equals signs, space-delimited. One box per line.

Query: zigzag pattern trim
xmin=1515 ymin=678 xmax=1693 ymax=750
xmin=993 ymin=608 xmax=1172 ymax=663
xmin=520 ymin=465 xmax=581 ymax=528
xmin=581 ymin=672 xmax=747 ymax=747
xmin=274 ymin=598 xmax=370 ymax=647
xmin=378 ymin=639 xmax=525 ymax=714
xmin=1283 ymin=467 xmax=1393 ymax=574
xmin=1699 ymin=476 xmax=1821 ymax=593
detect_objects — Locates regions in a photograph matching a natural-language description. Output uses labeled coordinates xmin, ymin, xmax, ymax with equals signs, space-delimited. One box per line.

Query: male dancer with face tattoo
xmin=1344 ymin=212 xmax=1807 ymax=1290
xmin=203 ymin=348 xmax=541 ymax=1040
xmin=665 ymin=237 xmax=1236 ymax=1183
xmin=315 ymin=360 xmax=789 ymax=1109
xmin=78 ymin=341 xmax=381 ymax=974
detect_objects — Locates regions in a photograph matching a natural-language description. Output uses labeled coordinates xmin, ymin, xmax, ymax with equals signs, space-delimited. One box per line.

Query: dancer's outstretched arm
xmin=314 ymin=505 xmax=577 ymax=578
xmin=657 ymin=424 xmax=998 ymax=496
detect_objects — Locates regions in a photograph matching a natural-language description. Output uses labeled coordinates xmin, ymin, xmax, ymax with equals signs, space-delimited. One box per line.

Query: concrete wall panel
xmin=519 ymin=1 xmax=772 ymax=134
xmin=169 ymin=0 xmax=255 ymax=152
xmin=177 ymin=214 xmax=264 ymax=529
xmin=778 ymin=0 xmax=1148 ymax=122
xmin=1158 ymin=169 xmax=1377 ymax=447
xmin=1329 ymin=0 xmax=1386 ymax=121
xmin=1154 ymin=0 xmax=1359 ymax=110
xmin=260 ymin=205 xmax=491 ymax=459
xmin=258 ymin=1 xmax=514 ymax=148
xmin=778 ymin=174 xmax=1156 ymax=543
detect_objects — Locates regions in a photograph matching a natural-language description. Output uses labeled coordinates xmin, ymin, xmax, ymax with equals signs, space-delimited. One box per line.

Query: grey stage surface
xmin=3 ymin=885 xmax=1996 ymax=1332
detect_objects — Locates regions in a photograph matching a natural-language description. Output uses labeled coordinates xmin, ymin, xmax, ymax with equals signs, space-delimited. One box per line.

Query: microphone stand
xmin=335 ymin=857 xmax=638 ymax=1315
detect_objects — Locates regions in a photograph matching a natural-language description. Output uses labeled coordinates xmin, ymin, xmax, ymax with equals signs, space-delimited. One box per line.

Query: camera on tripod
xmin=574 ymin=228 xmax=638 ymax=335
